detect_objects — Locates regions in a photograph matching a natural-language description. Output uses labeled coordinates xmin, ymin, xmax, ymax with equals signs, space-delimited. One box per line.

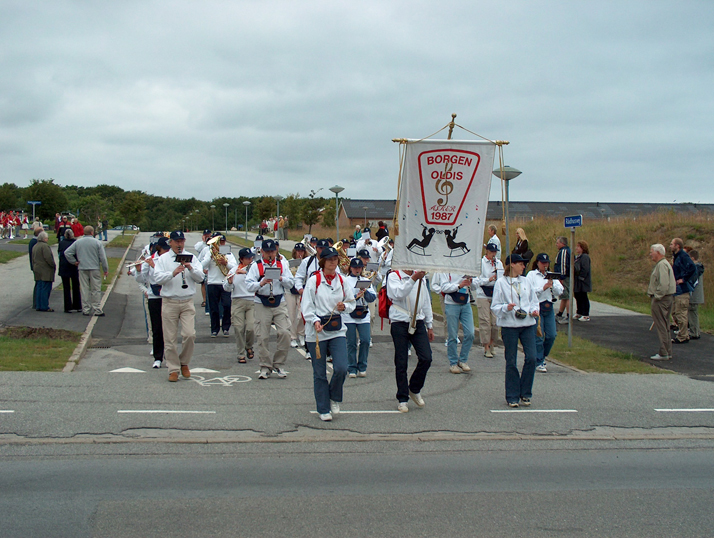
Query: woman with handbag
xmin=301 ymin=247 xmax=356 ymax=421
xmin=573 ymin=241 xmax=592 ymax=322
xmin=526 ymin=253 xmax=564 ymax=373
xmin=343 ymin=258 xmax=377 ymax=378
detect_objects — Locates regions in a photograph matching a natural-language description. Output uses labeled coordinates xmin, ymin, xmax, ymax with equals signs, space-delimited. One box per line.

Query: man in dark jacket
xmin=670 ymin=238 xmax=696 ymax=344
xmin=28 ymin=226 xmax=42 ymax=309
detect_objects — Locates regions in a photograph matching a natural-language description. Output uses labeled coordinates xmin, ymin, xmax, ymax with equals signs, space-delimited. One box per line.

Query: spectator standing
xmin=70 ymin=217 xmax=84 ymax=238
xmin=670 ymin=238 xmax=696 ymax=344
xmin=353 ymin=225 xmax=362 ymax=242
xmin=101 ymin=218 xmax=109 ymax=241
xmin=56 ymin=215 xmax=71 ymax=241
xmin=58 ymin=230 xmax=82 ymax=313
xmin=487 ymin=224 xmax=502 ymax=260
xmin=647 ymin=244 xmax=676 ymax=360
xmin=573 ymin=240 xmax=592 ymax=322
xmin=375 ymin=221 xmax=389 ymax=242
xmin=688 ymin=250 xmax=705 ymax=340
xmin=63 ymin=226 xmax=109 ymax=317
xmin=554 ymin=236 xmax=571 ymax=324
xmin=28 ymin=226 xmax=42 ymax=309
xmin=32 ymin=231 xmax=56 ymax=312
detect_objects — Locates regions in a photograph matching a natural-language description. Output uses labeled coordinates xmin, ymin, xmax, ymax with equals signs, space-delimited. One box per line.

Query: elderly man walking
xmin=32 ymin=231 xmax=56 ymax=312
xmin=63 ymin=225 xmax=109 ymax=317
xmin=648 ymin=244 xmax=676 ymax=360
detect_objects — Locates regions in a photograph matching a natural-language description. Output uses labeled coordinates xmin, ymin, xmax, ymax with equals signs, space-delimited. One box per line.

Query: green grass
xmin=55 ymin=257 xmax=122 ymax=292
xmin=109 ymin=233 xmax=137 ymax=248
xmin=549 ymin=334 xmax=669 ymax=374
xmin=0 ymin=251 xmax=26 ymax=264
xmin=10 ymin=235 xmax=58 ymax=246
xmin=226 ymin=235 xmax=292 ymax=259
xmin=0 ymin=327 xmax=81 ymax=371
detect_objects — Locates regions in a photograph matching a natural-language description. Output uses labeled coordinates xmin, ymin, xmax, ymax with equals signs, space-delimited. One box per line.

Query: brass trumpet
xmin=334 ymin=241 xmax=351 ymax=275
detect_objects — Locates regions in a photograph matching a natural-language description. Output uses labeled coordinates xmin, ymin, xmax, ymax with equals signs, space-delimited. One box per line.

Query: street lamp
xmin=362 ymin=205 xmax=369 ymax=228
xmin=223 ymin=203 xmax=230 ymax=232
xmin=210 ymin=205 xmax=216 ymax=231
xmin=243 ymin=201 xmax=251 ymax=240
xmin=491 ymin=166 xmax=522 ymax=258
xmin=329 ymin=185 xmax=344 ymax=240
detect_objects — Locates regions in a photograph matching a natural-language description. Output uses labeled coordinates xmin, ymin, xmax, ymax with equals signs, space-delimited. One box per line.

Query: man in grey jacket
xmin=64 ymin=225 xmax=109 ymax=316
xmin=647 ymin=244 xmax=676 ymax=360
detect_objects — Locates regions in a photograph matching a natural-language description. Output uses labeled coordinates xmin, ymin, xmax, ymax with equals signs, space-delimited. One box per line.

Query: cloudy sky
xmin=2 ymin=0 xmax=712 ymax=203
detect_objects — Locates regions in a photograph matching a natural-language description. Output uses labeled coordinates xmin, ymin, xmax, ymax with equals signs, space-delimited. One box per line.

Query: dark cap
xmin=316 ymin=239 xmax=329 ymax=248
xmin=505 ymin=254 xmax=526 ymax=265
xmin=255 ymin=235 xmax=264 ymax=241
xmin=203 ymin=229 xmax=212 ymax=235
xmin=325 ymin=237 xmax=334 ymax=245
xmin=156 ymin=237 xmax=170 ymax=250
xmin=536 ymin=253 xmax=550 ymax=264
xmin=485 ymin=243 xmax=498 ymax=252
xmin=320 ymin=247 xmax=338 ymax=260
xmin=153 ymin=231 xmax=164 ymax=238
xmin=294 ymin=242 xmax=306 ymax=251
xmin=261 ymin=239 xmax=277 ymax=251
xmin=220 ymin=235 xmax=226 ymax=241
xmin=363 ymin=227 xmax=371 ymax=233
xmin=170 ymin=230 xmax=185 ymax=240
xmin=349 ymin=258 xmax=364 ymax=269
xmin=211 ymin=232 xmax=221 ymax=238
xmin=309 ymin=236 xmax=318 ymax=243
xmin=239 ymin=248 xmax=254 ymax=259
xmin=357 ymin=249 xmax=370 ymax=258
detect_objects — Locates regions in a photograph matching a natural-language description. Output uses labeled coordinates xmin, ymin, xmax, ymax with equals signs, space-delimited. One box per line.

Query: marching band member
xmin=476 ymin=243 xmax=504 ymax=358
xmin=379 ymin=238 xmax=394 ymax=282
xmin=21 ymin=214 xmax=29 ymax=239
xmin=153 ymin=231 xmax=204 ymax=382
xmin=491 ymin=254 xmax=540 ymax=407
xmin=252 ymin=234 xmax=264 ymax=256
xmin=199 ymin=234 xmax=237 ymax=337
xmin=387 ymin=269 xmax=434 ymax=413
xmin=224 ymin=248 xmax=255 ymax=364
xmin=194 ymin=229 xmax=212 ymax=312
xmin=431 ymin=272 xmax=478 ymax=374
xmin=527 ymin=253 xmax=564 ymax=373
xmin=138 ymin=237 xmax=171 ymax=368
xmin=245 ymin=239 xmax=294 ymax=379
xmin=355 ymin=227 xmax=383 ymax=264
xmin=295 ymin=239 xmax=326 ymax=294
xmin=287 ymin=243 xmax=307 ymax=348
xmin=343 ymin=258 xmax=376 ymax=378
xmin=301 ymin=247 xmax=356 ymax=421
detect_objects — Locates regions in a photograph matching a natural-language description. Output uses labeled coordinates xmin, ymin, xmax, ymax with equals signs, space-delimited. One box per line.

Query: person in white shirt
xmin=387 ymin=269 xmax=434 ymax=413
xmin=223 ymin=248 xmax=256 ymax=364
xmin=287 ymin=243 xmax=308 ymax=349
xmin=153 ymin=231 xmax=205 ymax=382
xmin=301 ymin=247 xmax=356 ymax=421
xmin=295 ymin=239 xmax=326 ymax=294
xmin=356 ymin=228 xmax=383 ymax=264
xmin=432 ymin=272 xmax=478 ymax=374
xmin=527 ymin=253 xmax=564 ymax=373
xmin=245 ymin=239 xmax=295 ymax=379
xmin=491 ymin=254 xmax=539 ymax=407
xmin=137 ymin=237 xmax=171 ymax=368
xmin=194 ymin=229 xmax=212 ymax=312
xmin=476 ymin=243 xmax=504 ymax=358
xmin=487 ymin=224 xmax=502 ymax=261
xmin=199 ymin=234 xmax=238 ymax=337
xmin=343 ymin=258 xmax=377 ymax=378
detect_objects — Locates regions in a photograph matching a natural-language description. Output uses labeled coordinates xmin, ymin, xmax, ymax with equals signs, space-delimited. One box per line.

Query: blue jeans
xmin=390 ymin=321 xmax=432 ymax=403
xmin=207 ymin=284 xmax=231 ymax=334
xmin=535 ymin=301 xmax=557 ymax=366
xmin=102 ymin=229 xmax=107 ymax=241
xmin=306 ymin=337 xmax=348 ymax=414
xmin=35 ymin=280 xmax=52 ymax=311
xmin=501 ymin=324 xmax=537 ymax=403
xmin=445 ymin=302 xmax=474 ymax=365
xmin=346 ymin=322 xmax=370 ymax=374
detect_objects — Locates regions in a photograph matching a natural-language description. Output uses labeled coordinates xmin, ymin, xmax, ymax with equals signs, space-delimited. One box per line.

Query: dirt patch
xmin=0 ymin=326 xmax=82 ymax=341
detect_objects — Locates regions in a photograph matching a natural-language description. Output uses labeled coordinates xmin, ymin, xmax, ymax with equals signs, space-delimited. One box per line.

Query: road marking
xmin=190 ymin=368 xmax=220 ymax=373
xmin=655 ymin=408 xmax=714 ymax=413
xmin=190 ymin=375 xmax=251 ymax=387
xmin=110 ymin=367 xmax=145 ymax=373
xmin=490 ymin=409 xmax=578 ymax=413
xmin=309 ymin=410 xmax=402 ymax=415
xmin=117 ymin=410 xmax=216 ymax=414
xmin=0 ymin=410 xmax=15 ymax=413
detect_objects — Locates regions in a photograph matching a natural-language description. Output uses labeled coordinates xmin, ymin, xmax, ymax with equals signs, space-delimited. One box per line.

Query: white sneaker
xmin=484 ymin=349 xmax=494 ymax=358
xmin=409 ymin=391 xmax=425 ymax=407
xmin=152 ymin=360 xmax=162 ymax=369
xmin=298 ymin=335 xmax=305 ymax=346
xmin=408 ymin=349 xmax=412 ymax=356
xmin=650 ymin=354 xmax=670 ymax=360
xmin=457 ymin=361 xmax=471 ymax=372
xmin=369 ymin=340 xmax=373 ymax=348
xmin=150 ymin=349 xmax=154 ymax=356
xmin=273 ymin=368 xmax=288 ymax=378
xmin=357 ymin=371 xmax=366 ymax=378
xmin=290 ymin=339 xmax=298 ymax=348
xmin=319 ymin=412 xmax=332 ymax=422
xmin=349 ymin=373 xmax=357 ymax=378
xmin=449 ymin=364 xmax=462 ymax=374
xmin=444 ymin=340 xmax=449 ymax=347
xmin=258 ymin=368 xmax=271 ymax=379
xmin=397 ymin=402 xmax=409 ymax=413
xmin=205 ymin=312 xmax=210 ymax=316
xmin=536 ymin=364 xmax=547 ymax=372
xmin=330 ymin=400 xmax=340 ymax=415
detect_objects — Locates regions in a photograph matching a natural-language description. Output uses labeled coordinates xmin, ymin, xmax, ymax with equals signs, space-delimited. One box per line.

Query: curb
xmin=62 ymin=234 xmax=137 ymax=373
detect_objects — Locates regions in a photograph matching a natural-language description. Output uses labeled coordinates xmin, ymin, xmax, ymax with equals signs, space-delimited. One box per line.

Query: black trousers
xmin=390 ymin=320 xmax=432 ymax=403
xmin=207 ymin=284 xmax=232 ymax=334
xmin=574 ymin=291 xmax=590 ymax=316
xmin=148 ymin=298 xmax=164 ymax=361
xmin=61 ymin=274 xmax=82 ymax=312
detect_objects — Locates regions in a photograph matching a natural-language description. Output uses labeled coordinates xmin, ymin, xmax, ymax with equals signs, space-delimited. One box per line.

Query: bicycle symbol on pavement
xmin=189 ymin=375 xmax=252 ymax=387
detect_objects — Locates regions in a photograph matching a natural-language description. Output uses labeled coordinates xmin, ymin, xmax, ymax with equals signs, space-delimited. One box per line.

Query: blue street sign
xmin=27 ymin=201 xmax=41 ymax=205
xmin=564 ymin=214 xmax=582 ymax=228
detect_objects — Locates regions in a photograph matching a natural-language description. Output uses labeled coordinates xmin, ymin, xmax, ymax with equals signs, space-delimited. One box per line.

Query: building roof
xmin=485 ymin=202 xmax=714 ymax=220
xmin=341 ymin=199 xmax=397 ymax=220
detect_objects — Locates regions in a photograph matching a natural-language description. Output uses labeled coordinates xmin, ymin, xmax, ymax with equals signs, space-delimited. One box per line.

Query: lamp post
xmin=491 ymin=166 xmax=522 ymax=258
xmin=329 ymin=185 xmax=344 ymax=240
xmin=362 ymin=205 xmax=368 ymax=228
xmin=223 ymin=203 xmax=230 ymax=233
xmin=243 ymin=201 xmax=251 ymax=240
xmin=210 ymin=205 xmax=216 ymax=231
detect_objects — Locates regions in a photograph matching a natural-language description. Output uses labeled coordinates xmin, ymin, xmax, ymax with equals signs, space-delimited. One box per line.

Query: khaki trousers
xmin=672 ymin=294 xmax=690 ymax=342
xmin=688 ymin=303 xmax=700 ymax=339
xmin=231 ymin=298 xmax=255 ymax=356
xmin=476 ymin=297 xmax=498 ymax=347
xmin=254 ymin=300 xmax=291 ymax=369
xmin=79 ymin=269 xmax=103 ymax=315
xmin=651 ymin=295 xmax=674 ymax=357
xmin=162 ymin=297 xmax=196 ymax=374
xmin=285 ymin=292 xmax=305 ymax=340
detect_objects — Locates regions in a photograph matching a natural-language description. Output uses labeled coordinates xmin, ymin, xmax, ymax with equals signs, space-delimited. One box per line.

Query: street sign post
xmin=564 ymin=215 xmax=583 ymax=348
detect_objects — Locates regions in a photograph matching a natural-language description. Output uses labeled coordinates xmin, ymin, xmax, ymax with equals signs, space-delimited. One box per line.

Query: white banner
xmin=392 ymin=139 xmax=495 ymax=276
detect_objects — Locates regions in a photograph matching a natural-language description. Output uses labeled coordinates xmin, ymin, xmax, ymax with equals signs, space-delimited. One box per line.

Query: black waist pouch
xmin=319 ymin=314 xmax=342 ymax=331
xmin=258 ymin=294 xmax=283 ymax=307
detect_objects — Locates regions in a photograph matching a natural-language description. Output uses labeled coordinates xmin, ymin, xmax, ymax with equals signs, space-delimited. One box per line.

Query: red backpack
xmin=377 ymin=270 xmax=400 ymax=329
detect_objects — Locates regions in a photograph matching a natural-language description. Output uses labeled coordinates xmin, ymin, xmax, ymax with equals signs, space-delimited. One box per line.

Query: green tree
xmin=255 ymin=196 xmax=276 ymax=222
xmin=119 ymin=191 xmax=146 ymax=234
xmin=78 ymin=194 xmax=108 ymax=227
xmin=302 ymin=190 xmax=325 ymax=234
xmin=23 ymin=179 xmax=68 ymax=220
xmin=0 ymin=182 xmax=21 ymax=211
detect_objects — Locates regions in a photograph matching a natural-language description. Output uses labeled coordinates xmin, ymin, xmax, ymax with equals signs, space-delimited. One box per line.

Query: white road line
xmin=655 ymin=408 xmax=714 ymax=413
xmin=309 ymin=410 xmax=402 ymax=415
xmin=117 ymin=410 xmax=216 ymax=414
xmin=0 ymin=410 xmax=15 ymax=413
xmin=490 ymin=409 xmax=578 ymax=413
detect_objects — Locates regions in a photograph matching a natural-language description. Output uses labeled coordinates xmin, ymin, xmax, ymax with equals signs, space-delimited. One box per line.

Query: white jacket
xmin=341 ymin=274 xmax=376 ymax=325
xmin=386 ymin=271 xmax=433 ymax=328
xmin=475 ymin=256 xmax=505 ymax=299
xmin=198 ymin=247 xmax=238 ymax=285
xmin=431 ymin=273 xmax=478 ymax=306
xmin=301 ymin=271 xmax=356 ymax=342
xmin=526 ymin=269 xmax=564 ymax=304
xmin=491 ymin=275 xmax=539 ymax=328
xmin=153 ymin=250 xmax=204 ymax=299
xmin=223 ymin=263 xmax=255 ymax=300
xmin=245 ymin=257 xmax=295 ymax=304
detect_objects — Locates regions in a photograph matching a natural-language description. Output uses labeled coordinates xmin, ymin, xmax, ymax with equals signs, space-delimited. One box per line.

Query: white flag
xmin=392 ymin=139 xmax=495 ymax=276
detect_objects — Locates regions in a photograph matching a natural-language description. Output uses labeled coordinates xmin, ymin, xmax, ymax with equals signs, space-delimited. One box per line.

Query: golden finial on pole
xmin=447 ymin=113 xmax=457 ymax=140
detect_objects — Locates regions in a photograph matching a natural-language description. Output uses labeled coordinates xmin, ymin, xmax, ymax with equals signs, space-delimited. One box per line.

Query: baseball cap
xmin=316 ymin=239 xmax=329 ymax=248
xmin=255 ymin=235 xmax=264 ymax=241
xmin=239 ymin=248 xmax=254 ymax=259
xmin=485 ymin=243 xmax=498 ymax=252
xmin=156 ymin=237 xmax=170 ymax=250
xmin=505 ymin=254 xmax=526 ymax=265
xmin=309 ymin=236 xmax=318 ymax=243
xmin=261 ymin=239 xmax=277 ymax=251
xmin=357 ymin=249 xmax=370 ymax=258
xmin=169 ymin=230 xmax=185 ymax=240
xmin=320 ymin=247 xmax=338 ymax=259
xmin=203 ymin=229 xmax=212 ymax=235
xmin=536 ymin=253 xmax=550 ymax=263
xmin=294 ymin=242 xmax=306 ymax=251
xmin=349 ymin=258 xmax=364 ymax=269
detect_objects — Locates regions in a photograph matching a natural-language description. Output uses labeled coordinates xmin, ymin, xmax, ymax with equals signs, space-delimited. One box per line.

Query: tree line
xmin=0 ymin=179 xmax=337 ymax=233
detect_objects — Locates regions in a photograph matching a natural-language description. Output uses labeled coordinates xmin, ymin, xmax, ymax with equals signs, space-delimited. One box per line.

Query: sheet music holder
xmin=288 ymin=259 xmax=301 ymax=268
xmin=366 ymin=262 xmax=379 ymax=272
xmin=219 ymin=245 xmax=231 ymax=255
xmin=175 ymin=254 xmax=193 ymax=264
xmin=354 ymin=279 xmax=371 ymax=289
xmin=346 ymin=247 xmax=357 ymax=257
xmin=264 ymin=267 xmax=282 ymax=280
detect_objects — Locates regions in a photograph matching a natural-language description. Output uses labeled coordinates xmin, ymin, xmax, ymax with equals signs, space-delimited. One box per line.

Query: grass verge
xmin=10 ymin=235 xmax=58 ymax=246
xmin=55 ymin=257 xmax=122 ymax=292
xmin=226 ymin=235 xmax=292 ymax=259
xmin=0 ymin=251 xmax=26 ymax=264
xmin=548 ymin=334 xmax=669 ymax=374
xmin=109 ymin=232 xmax=137 ymax=248
xmin=0 ymin=327 xmax=81 ymax=371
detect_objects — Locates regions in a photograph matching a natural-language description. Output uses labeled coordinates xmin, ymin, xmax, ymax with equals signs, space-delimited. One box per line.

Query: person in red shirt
xmin=70 ymin=218 xmax=84 ymax=238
